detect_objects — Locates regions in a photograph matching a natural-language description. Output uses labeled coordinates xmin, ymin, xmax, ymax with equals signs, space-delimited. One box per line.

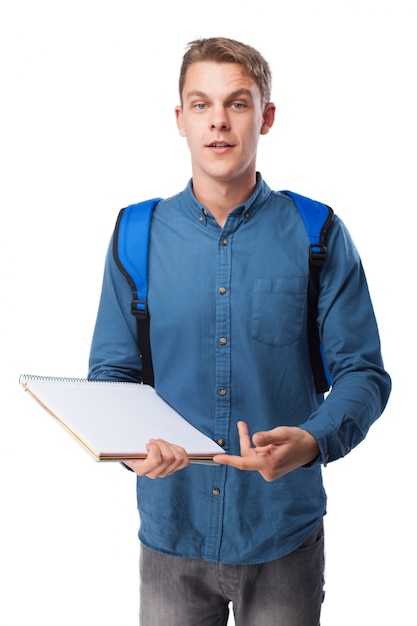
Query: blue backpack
xmin=113 ymin=191 xmax=334 ymax=393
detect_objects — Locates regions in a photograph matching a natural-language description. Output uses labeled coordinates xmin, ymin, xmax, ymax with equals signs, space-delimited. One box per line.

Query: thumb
xmin=252 ymin=431 xmax=268 ymax=447
xmin=253 ymin=427 xmax=285 ymax=448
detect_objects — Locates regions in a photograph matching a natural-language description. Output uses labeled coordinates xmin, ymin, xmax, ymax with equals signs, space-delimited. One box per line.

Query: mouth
xmin=208 ymin=142 xmax=232 ymax=148
xmin=206 ymin=141 xmax=235 ymax=153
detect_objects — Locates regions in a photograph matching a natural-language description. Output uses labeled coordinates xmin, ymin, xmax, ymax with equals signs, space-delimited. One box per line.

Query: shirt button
xmin=219 ymin=387 xmax=227 ymax=396
xmin=222 ymin=238 xmax=228 ymax=246
xmin=212 ymin=488 xmax=221 ymax=496
xmin=219 ymin=337 xmax=227 ymax=346
xmin=217 ymin=438 xmax=225 ymax=447
xmin=219 ymin=287 xmax=227 ymax=295
xmin=325 ymin=453 xmax=330 ymax=462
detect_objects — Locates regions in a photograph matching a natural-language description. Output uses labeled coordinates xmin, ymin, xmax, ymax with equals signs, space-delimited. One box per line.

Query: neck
xmin=192 ymin=174 xmax=258 ymax=227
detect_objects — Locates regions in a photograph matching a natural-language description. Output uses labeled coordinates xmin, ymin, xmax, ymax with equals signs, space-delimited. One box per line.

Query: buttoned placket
xmin=201 ymin=209 xmax=248 ymax=560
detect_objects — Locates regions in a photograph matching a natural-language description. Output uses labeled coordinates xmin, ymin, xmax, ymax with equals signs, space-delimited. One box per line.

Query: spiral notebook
xmin=19 ymin=375 xmax=225 ymax=463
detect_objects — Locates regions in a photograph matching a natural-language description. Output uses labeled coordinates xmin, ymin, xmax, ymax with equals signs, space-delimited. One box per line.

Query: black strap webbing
xmin=307 ymin=255 xmax=329 ymax=394
xmin=135 ymin=309 xmax=154 ymax=387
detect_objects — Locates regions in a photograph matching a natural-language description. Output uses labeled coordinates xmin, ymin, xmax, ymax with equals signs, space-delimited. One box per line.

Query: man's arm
xmin=215 ymin=216 xmax=391 ymax=481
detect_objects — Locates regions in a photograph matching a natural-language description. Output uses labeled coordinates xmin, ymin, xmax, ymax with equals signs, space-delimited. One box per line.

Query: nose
xmin=210 ymin=106 xmax=230 ymax=131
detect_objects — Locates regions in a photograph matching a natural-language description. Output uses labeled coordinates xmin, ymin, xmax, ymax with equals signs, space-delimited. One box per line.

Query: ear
xmin=260 ymin=102 xmax=276 ymax=135
xmin=175 ymin=105 xmax=186 ymax=137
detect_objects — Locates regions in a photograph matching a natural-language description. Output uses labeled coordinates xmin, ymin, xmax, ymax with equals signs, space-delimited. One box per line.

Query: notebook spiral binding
xmin=19 ymin=374 xmax=140 ymax=386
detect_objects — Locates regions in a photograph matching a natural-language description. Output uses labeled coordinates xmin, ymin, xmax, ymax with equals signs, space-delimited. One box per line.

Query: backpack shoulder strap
xmin=280 ymin=190 xmax=334 ymax=393
xmin=113 ymin=198 xmax=162 ymax=387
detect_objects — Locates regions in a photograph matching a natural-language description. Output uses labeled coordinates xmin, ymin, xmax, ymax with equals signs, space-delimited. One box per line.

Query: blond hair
xmin=179 ymin=37 xmax=272 ymax=107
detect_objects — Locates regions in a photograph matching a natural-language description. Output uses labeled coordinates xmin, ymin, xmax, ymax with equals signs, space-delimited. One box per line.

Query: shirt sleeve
xmin=299 ymin=215 xmax=391 ymax=464
xmin=88 ymin=236 xmax=143 ymax=383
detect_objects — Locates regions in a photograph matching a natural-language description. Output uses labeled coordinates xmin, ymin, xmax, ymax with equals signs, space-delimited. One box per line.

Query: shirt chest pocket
xmin=251 ymin=277 xmax=308 ymax=348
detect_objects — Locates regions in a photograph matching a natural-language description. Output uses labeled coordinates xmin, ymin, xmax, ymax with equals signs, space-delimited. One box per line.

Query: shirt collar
xmin=183 ymin=173 xmax=271 ymax=226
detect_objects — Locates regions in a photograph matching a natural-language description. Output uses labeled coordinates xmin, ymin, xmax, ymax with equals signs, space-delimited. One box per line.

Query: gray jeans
xmin=139 ymin=520 xmax=325 ymax=626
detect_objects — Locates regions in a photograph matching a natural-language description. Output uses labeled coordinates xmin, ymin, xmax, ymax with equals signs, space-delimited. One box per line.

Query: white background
xmin=1 ymin=1 xmax=415 ymax=624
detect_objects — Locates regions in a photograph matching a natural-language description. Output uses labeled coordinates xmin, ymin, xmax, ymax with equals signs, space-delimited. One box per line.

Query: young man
xmin=89 ymin=38 xmax=391 ymax=625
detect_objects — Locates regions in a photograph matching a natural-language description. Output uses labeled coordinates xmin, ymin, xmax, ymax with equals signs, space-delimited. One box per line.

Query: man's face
xmin=175 ymin=61 xmax=275 ymax=188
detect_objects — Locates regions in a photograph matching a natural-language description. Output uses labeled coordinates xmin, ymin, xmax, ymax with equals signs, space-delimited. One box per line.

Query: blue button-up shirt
xmin=89 ymin=174 xmax=391 ymax=564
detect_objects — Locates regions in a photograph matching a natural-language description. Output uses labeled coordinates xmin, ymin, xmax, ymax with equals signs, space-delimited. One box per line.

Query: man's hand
xmin=213 ymin=421 xmax=320 ymax=482
xmin=123 ymin=439 xmax=190 ymax=478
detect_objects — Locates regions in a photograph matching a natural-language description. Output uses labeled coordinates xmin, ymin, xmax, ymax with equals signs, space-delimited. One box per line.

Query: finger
xmin=213 ymin=453 xmax=265 ymax=472
xmin=147 ymin=439 xmax=189 ymax=477
xmin=213 ymin=451 xmax=283 ymax=482
xmin=124 ymin=440 xmax=188 ymax=478
xmin=138 ymin=441 xmax=165 ymax=477
xmin=236 ymin=421 xmax=254 ymax=453
xmin=212 ymin=422 xmax=257 ymax=468
xmin=151 ymin=438 xmax=189 ymax=462
xmin=252 ymin=431 xmax=267 ymax=447
xmin=122 ymin=446 xmax=162 ymax=477
xmin=252 ymin=426 xmax=288 ymax=448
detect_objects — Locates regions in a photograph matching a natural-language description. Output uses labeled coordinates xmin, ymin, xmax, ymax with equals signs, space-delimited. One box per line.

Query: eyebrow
xmin=185 ymin=88 xmax=254 ymax=101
